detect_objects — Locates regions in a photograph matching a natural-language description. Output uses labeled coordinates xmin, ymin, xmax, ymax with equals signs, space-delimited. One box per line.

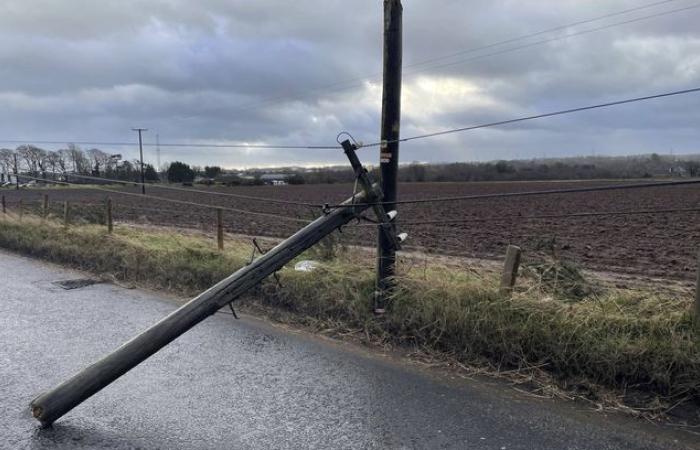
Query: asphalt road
xmin=0 ymin=250 xmax=696 ymax=450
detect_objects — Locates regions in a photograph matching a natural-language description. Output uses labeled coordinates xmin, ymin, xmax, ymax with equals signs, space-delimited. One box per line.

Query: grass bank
xmin=0 ymin=214 xmax=698 ymax=420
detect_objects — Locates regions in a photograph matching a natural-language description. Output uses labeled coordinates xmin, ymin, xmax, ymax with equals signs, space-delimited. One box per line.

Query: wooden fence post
xmin=500 ymin=245 xmax=522 ymax=295
xmin=42 ymin=194 xmax=49 ymax=219
xmin=63 ymin=201 xmax=70 ymax=228
xmin=18 ymin=199 xmax=23 ymax=221
xmin=216 ymin=208 xmax=224 ymax=250
xmin=106 ymin=197 xmax=113 ymax=234
xmin=695 ymin=250 xmax=700 ymax=323
xmin=1 ymin=195 xmax=5 ymax=215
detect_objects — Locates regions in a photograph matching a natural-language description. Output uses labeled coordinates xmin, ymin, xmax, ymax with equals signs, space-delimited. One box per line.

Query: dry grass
xmin=0 ymin=212 xmax=698 ymax=423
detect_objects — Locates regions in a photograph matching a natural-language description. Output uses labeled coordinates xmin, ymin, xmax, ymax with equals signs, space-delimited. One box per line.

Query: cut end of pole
xmin=30 ymin=404 xmax=42 ymax=419
xmin=30 ymin=402 xmax=52 ymax=427
xmin=30 ymin=395 xmax=53 ymax=426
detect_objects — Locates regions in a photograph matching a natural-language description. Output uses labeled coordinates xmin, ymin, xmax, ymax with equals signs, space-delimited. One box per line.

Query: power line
xmin=403 ymin=0 xmax=683 ymax=70
xmin=100 ymin=190 xmax=310 ymax=224
xmin=156 ymin=133 xmax=161 ymax=172
xmin=229 ymin=0 xmax=693 ymax=113
xmin=17 ymin=174 xmax=312 ymax=224
xmin=118 ymin=204 xmax=191 ymax=215
xmin=397 ymin=3 xmax=700 ymax=78
xmin=350 ymin=206 xmax=700 ymax=227
xmin=42 ymin=172 xmax=321 ymax=208
xmin=0 ymin=139 xmax=340 ymax=150
xmin=21 ymin=172 xmax=700 ymax=211
xmin=15 ymin=177 xmax=700 ymax=242
xmin=362 ymin=86 xmax=700 ymax=148
xmin=8 ymin=83 xmax=700 ymax=158
xmin=3 ymin=4 xmax=698 ymax=155
xmin=329 ymin=179 xmax=700 ymax=208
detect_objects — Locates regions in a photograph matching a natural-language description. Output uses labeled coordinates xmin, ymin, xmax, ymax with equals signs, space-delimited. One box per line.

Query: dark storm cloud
xmin=0 ymin=0 xmax=699 ymax=168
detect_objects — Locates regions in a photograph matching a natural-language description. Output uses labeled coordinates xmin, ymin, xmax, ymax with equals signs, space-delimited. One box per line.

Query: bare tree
xmin=86 ymin=148 xmax=111 ymax=176
xmin=67 ymin=143 xmax=88 ymax=174
xmin=56 ymin=149 xmax=71 ymax=173
xmin=8 ymin=149 xmax=19 ymax=175
xmin=46 ymin=151 xmax=62 ymax=176
xmin=0 ymin=149 xmax=14 ymax=181
xmin=16 ymin=146 xmax=32 ymax=174
xmin=683 ymin=160 xmax=700 ymax=177
xmin=16 ymin=145 xmax=47 ymax=176
xmin=35 ymin=148 xmax=48 ymax=178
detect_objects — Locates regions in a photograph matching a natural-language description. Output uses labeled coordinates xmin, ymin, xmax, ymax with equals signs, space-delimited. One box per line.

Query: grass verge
xmin=0 ymin=214 xmax=698 ymax=423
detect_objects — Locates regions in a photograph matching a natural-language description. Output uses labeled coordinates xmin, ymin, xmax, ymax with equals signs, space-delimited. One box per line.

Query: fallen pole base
xmin=29 ymin=190 xmax=375 ymax=425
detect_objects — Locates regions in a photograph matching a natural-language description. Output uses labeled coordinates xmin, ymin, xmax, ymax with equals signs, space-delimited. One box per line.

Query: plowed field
xmin=3 ymin=179 xmax=698 ymax=280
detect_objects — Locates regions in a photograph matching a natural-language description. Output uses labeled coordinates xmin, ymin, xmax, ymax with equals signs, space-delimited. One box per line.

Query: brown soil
xmin=3 ymin=179 xmax=698 ymax=280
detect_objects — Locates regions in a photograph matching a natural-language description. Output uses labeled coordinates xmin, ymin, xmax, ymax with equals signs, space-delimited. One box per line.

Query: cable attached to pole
xmin=362 ymin=86 xmax=700 ymax=148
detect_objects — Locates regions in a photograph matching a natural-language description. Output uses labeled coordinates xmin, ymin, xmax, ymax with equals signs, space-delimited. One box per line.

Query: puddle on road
xmin=51 ymin=279 xmax=99 ymax=290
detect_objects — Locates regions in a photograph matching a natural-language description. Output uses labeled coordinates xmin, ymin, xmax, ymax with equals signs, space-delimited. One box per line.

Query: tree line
xmin=2 ymin=144 xmax=699 ymax=186
xmin=0 ymin=144 xmax=233 ymax=186
xmin=0 ymin=144 xmax=158 ymax=182
xmin=286 ymin=153 xmax=700 ymax=184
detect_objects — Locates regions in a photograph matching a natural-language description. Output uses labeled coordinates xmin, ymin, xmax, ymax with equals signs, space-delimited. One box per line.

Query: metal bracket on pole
xmin=249 ymin=238 xmax=282 ymax=288
xmin=340 ymin=139 xmax=401 ymax=251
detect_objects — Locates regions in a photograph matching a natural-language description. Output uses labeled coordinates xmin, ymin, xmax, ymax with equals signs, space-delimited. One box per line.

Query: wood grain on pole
xmin=377 ymin=0 xmax=403 ymax=313
xmin=29 ymin=188 xmax=376 ymax=426
xmin=216 ymin=208 xmax=224 ymax=250
xmin=500 ymin=245 xmax=522 ymax=295
xmin=63 ymin=201 xmax=69 ymax=228
xmin=1 ymin=195 xmax=5 ymax=214
xmin=106 ymin=198 xmax=113 ymax=234
xmin=18 ymin=199 xmax=23 ymax=221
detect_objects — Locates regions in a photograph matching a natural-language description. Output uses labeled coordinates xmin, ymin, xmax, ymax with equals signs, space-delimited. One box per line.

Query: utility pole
xmin=156 ymin=133 xmax=161 ymax=181
xmin=132 ymin=128 xmax=148 ymax=194
xmin=376 ymin=0 xmax=403 ymax=314
xmin=14 ymin=153 xmax=19 ymax=190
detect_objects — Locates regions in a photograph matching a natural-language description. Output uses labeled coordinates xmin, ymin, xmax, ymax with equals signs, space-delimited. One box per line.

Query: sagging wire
xmin=17 ymin=174 xmax=312 ymax=224
xmin=34 ymin=171 xmax=320 ymax=208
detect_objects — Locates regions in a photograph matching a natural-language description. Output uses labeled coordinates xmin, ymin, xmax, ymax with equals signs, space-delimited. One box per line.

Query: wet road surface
xmin=0 ymin=250 xmax=696 ymax=449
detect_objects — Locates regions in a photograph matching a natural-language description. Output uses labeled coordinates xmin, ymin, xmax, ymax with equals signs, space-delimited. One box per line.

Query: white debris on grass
xmin=294 ymin=260 xmax=320 ymax=272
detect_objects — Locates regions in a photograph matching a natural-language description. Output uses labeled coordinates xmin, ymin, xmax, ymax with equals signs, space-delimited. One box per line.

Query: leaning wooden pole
xmin=30 ymin=186 xmax=377 ymax=426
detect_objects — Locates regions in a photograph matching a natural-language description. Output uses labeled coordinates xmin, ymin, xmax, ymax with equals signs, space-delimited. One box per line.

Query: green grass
xmin=0 ymin=213 xmax=698 ymax=413
xmin=0 ymin=215 xmax=250 ymax=292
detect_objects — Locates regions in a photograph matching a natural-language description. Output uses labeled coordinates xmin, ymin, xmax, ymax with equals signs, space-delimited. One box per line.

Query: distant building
xmin=669 ymin=166 xmax=687 ymax=177
xmin=214 ymin=173 xmax=255 ymax=185
xmin=194 ymin=176 xmax=215 ymax=185
xmin=260 ymin=173 xmax=290 ymax=185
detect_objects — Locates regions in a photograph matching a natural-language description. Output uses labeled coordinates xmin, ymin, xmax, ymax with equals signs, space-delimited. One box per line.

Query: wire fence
xmin=2 ymin=170 xmax=699 ymax=284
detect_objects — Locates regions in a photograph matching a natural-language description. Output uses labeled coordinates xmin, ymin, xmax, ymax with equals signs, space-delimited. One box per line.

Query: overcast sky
xmin=1 ymin=0 xmax=699 ymax=169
